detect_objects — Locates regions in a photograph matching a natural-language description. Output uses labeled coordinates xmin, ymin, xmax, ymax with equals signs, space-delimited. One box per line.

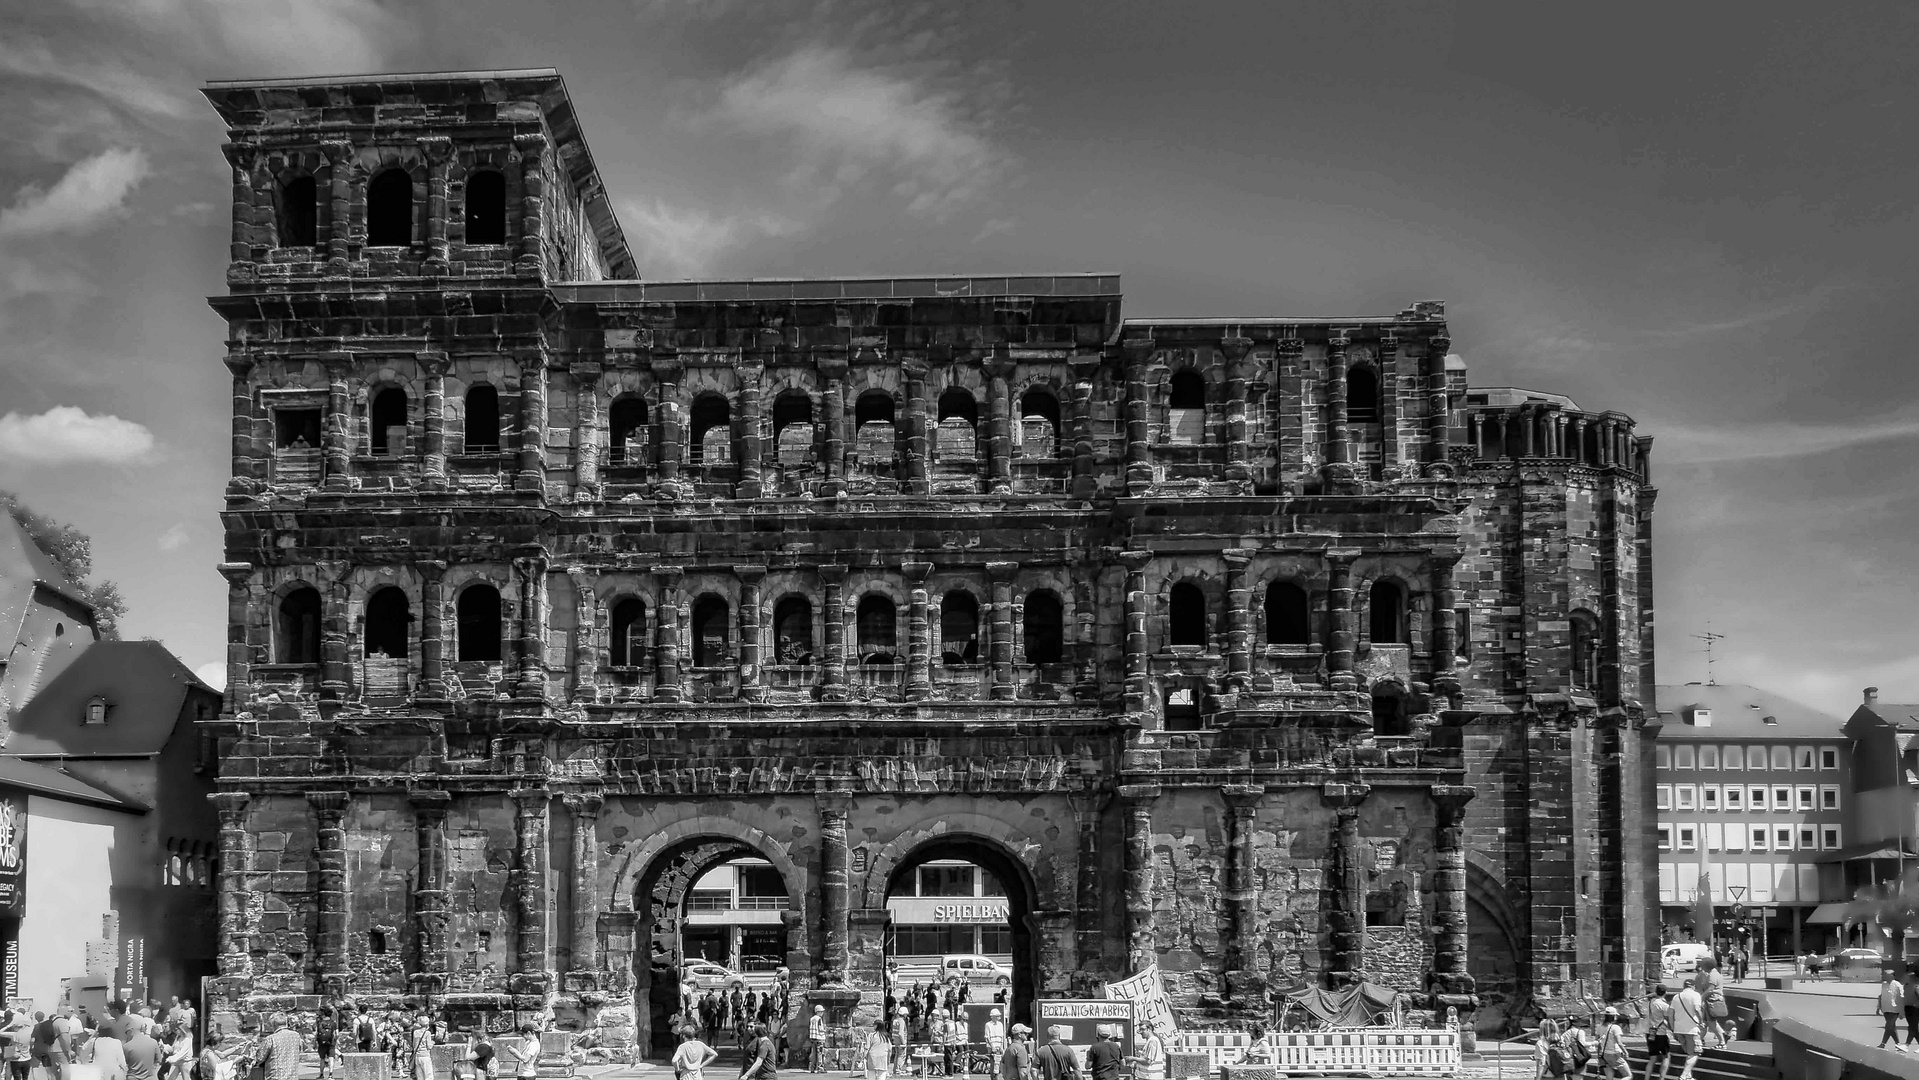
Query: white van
xmin=1661 ymin=942 xmax=1712 ymax=977
xmin=941 ymin=953 xmax=1012 ymax=986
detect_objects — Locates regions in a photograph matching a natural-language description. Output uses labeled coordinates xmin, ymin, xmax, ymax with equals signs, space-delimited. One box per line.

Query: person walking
xmin=741 ymin=1023 xmax=778 ymax=1080
xmin=1596 ymin=1008 xmax=1629 ymax=1080
xmin=123 ymin=1022 xmax=164 ymax=1080
xmin=31 ymin=1010 xmax=68 ymax=1071
xmin=1694 ymin=960 xmax=1730 ymax=1048
xmin=1033 ymin=1028 xmax=1078 ymax=1080
xmin=514 ymin=1024 xmax=541 ymax=1080
xmin=1 ymin=1009 xmax=32 ymax=1080
xmin=254 ymin=1014 xmax=302 ymax=1080
xmin=405 ymin=1014 xmax=435 ymax=1080
xmin=1643 ymin=987 xmax=1674 ymax=1080
xmin=889 ymin=1009 xmax=909 ymax=1077
xmin=984 ymin=1009 xmax=1007 ymax=1062
xmin=1671 ymin=981 xmax=1706 ymax=1080
xmin=807 ymin=1005 xmax=828 ymax=1073
xmin=196 ymin=1033 xmax=234 ymax=1080
xmin=1880 ymin=968 xmax=1907 ymax=1050
xmin=1902 ymin=967 xmax=1919 ymax=1046
xmin=315 ymin=1000 xmax=339 ymax=1080
xmin=999 ymin=1025 xmax=1033 ymax=1080
xmin=670 ymin=1022 xmax=718 ymax=1080
xmin=1534 ymin=1019 xmax=1563 ymax=1079
xmin=862 ymin=1020 xmax=892 ymax=1080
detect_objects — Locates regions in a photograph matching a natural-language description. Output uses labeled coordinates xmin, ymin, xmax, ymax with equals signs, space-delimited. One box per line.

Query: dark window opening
xmin=609 ymin=396 xmax=648 ymax=466
xmin=369 ymin=929 xmax=389 ymax=955
xmin=1164 ymin=684 xmax=1203 ymax=731
xmin=369 ymin=387 xmax=407 ymax=456
xmin=1372 ymin=687 xmax=1409 ymax=737
xmin=456 ymin=584 xmax=503 ymax=663
xmin=936 ymin=388 xmax=979 ymax=460
xmin=276 ymin=587 xmax=322 ymax=665
xmin=363 ymin=587 xmax=410 ymax=658
xmin=939 ymin=591 xmax=980 ymax=665
xmin=1369 ymin=581 xmax=1406 ymax=645
xmin=691 ymin=596 xmax=729 ymax=667
xmin=1455 ymin=607 xmax=1472 ymax=660
xmin=1571 ymin=610 xmax=1599 ymax=690
xmin=610 ymin=598 xmax=645 ymax=667
xmin=857 ymin=595 xmax=898 ymax=663
xmin=464 ymin=170 xmax=506 ymax=245
xmin=367 ymin=169 xmax=413 ymax=246
xmin=275 ymin=409 xmax=322 ymax=449
xmin=1366 ymin=879 xmax=1411 ymax=926
xmin=690 ymin=394 xmax=731 ymax=465
xmin=1168 ymin=369 xmax=1205 ymax=443
xmin=1023 ymin=590 xmax=1064 ymax=665
xmin=1347 ymin=365 xmax=1381 ymax=424
xmin=774 ymin=596 xmax=814 ymax=665
xmin=464 ymin=385 xmax=500 ymax=452
xmin=1019 ymin=388 xmax=1062 ymax=458
xmin=773 ymin=392 xmax=814 ymax=466
xmin=855 ymin=392 xmax=895 ymax=427
xmin=937 ymin=389 xmax=979 ymax=426
xmin=1169 ymin=582 xmax=1207 ymax=648
xmin=278 ymin=176 xmax=317 ymax=247
xmin=1265 ymin=582 xmax=1310 ymax=645
xmin=1169 ymin=370 xmax=1206 ymax=409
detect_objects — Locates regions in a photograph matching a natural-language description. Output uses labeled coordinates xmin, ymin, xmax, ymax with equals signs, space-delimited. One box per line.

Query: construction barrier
xmin=1173 ymin=1024 xmax=1460 ymax=1078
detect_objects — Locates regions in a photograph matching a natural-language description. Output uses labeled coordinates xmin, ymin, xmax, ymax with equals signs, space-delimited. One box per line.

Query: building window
xmin=1746 ymin=745 xmax=1767 ymax=770
xmin=690 ymin=394 xmax=732 ymax=465
xmin=1776 ymin=827 xmax=1793 ymax=850
xmin=1750 ymin=827 xmax=1768 ymax=851
xmin=1771 ymin=745 xmax=1792 ymax=770
xmin=935 ymin=388 xmax=980 ymax=460
xmin=939 ymin=591 xmax=980 ymax=665
xmin=369 ymin=387 xmax=407 ymax=456
xmin=1820 ymin=785 xmax=1839 ymax=810
xmin=1820 ymin=825 xmax=1841 ymax=850
xmin=1677 ymin=826 xmax=1697 ymax=852
xmin=1569 ymin=609 xmax=1599 ymax=689
xmin=1023 ymin=590 xmax=1064 ymax=665
xmin=1018 ymin=388 xmax=1061 ymax=458
xmin=1655 ymin=785 xmax=1671 ymax=810
xmin=367 ymin=168 xmax=414 ymax=246
xmin=1797 ymin=747 xmax=1816 ymax=770
xmin=1798 ymin=826 xmax=1816 ymax=849
xmin=1676 ymin=746 xmax=1695 ymax=769
xmin=856 ymin=595 xmax=898 ymax=663
xmin=1656 ymin=825 xmax=1673 ymax=851
xmin=1455 ymin=606 xmax=1472 ymax=659
xmin=609 ymin=598 xmax=645 ymax=667
xmin=691 ymin=596 xmax=729 ymax=668
xmin=1265 ymin=582 xmax=1310 ymax=645
xmin=609 ymin=396 xmax=648 ymax=466
xmin=464 ymin=170 xmax=506 ymax=245
xmin=1169 ymin=582 xmax=1208 ymax=647
xmin=464 ymin=385 xmax=501 ymax=452
xmin=1721 ymin=745 xmax=1743 ymax=771
xmin=1167 ymin=370 xmax=1206 ymax=444
xmin=1702 ymin=786 xmax=1720 ymax=811
xmin=773 ymin=596 xmax=814 ymax=665
xmin=1820 ymin=747 xmax=1839 ymax=770
xmin=276 ymin=587 xmax=322 ymax=664
xmin=1707 ymin=823 xmax=1724 ymax=851
xmin=1747 ymin=785 xmax=1767 ymax=810
xmin=1700 ymin=745 xmax=1719 ymax=769
xmin=456 ymin=584 xmax=503 ymax=662
xmin=772 ymin=391 xmax=814 ymax=468
xmin=1346 ymin=364 xmax=1381 ymax=424
xmin=1724 ymin=786 xmax=1743 ymax=811
xmin=278 ymin=175 xmax=318 ymax=247
xmin=1797 ymin=786 xmax=1816 ymax=811
xmin=1655 ymin=745 xmax=1672 ymax=769
xmin=1674 ymin=786 xmax=1696 ymax=810
xmin=363 ymin=587 xmax=410 ymax=658
xmin=1368 ymin=581 xmax=1406 ymax=645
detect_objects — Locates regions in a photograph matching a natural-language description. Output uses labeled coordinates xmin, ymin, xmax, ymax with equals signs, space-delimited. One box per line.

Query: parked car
xmin=684 ymin=960 xmax=746 ymax=991
xmin=941 ymin=953 xmax=1011 ymax=986
xmin=1661 ymin=943 xmax=1712 ymax=978
xmin=1836 ymin=948 xmax=1890 ymax=982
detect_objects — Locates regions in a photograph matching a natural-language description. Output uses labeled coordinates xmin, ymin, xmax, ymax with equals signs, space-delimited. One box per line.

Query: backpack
xmin=1570 ymin=1034 xmax=1593 ymax=1070
xmin=1545 ymin=1042 xmax=1572 ymax=1076
xmin=359 ymin=1017 xmax=376 ymax=1044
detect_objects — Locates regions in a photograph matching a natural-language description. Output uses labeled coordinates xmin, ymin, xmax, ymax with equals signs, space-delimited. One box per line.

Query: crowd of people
xmin=0 ymin=998 xmax=201 ymax=1080
xmin=259 ymin=999 xmax=549 ymax=1080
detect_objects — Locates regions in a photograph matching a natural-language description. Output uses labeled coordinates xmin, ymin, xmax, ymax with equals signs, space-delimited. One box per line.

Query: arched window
xmin=367 ymin=169 xmax=414 ymax=246
xmin=1168 ymin=370 xmax=1205 ymax=444
xmin=1347 ymin=365 xmax=1381 ymax=423
xmin=774 ymin=596 xmax=814 ymax=665
xmin=773 ymin=391 xmax=814 ymax=467
xmin=609 ymin=598 xmax=645 ymax=667
xmin=1169 ymin=582 xmax=1207 ymax=647
xmin=853 ymin=391 xmax=897 ymax=469
xmin=363 ymin=587 xmax=410 ymax=658
xmin=1018 ymin=388 xmax=1061 ymax=458
xmin=1023 ymin=590 xmax=1064 ymax=664
xmin=456 ymin=584 xmax=503 ymax=662
xmin=609 ymin=396 xmax=648 ymax=465
xmin=1372 ymin=684 xmax=1409 ymax=737
xmin=276 ymin=587 xmax=321 ymax=664
xmin=1570 ymin=609 xmax=1600 ymax=690
xmin=1265 ymin=582 xmax=1310 ymax=645
xmin=370 ymin=388 xmax=407 ymax=456
xmin=857 ymin=595 xmax=898 ymax=663
xmin=855 ymin=392 xmax=895 ymax=427
xmin=936 ymin=388 xmax=979 ymax=461
xmin=691 ymin=596 xmax=730 ymax=668
xmin=464 ymin=170 xmax=506 ymax=245
xmin=690 ymin=394 xmax=731 ymax=465
xmin=939 ymin=591 xmax=980 ymax=665
xmin=464 ymin=385 xmax=500 ymax=452
xmin=1369 ymin=581 xmax=1406 ymax=645
xmin=278 ymin=176 xmax=317 ymax=247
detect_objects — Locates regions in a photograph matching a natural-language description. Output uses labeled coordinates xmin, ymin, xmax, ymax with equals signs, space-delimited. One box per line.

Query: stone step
xmin=1624 ymin=1045 xmax=1778 ymax=1080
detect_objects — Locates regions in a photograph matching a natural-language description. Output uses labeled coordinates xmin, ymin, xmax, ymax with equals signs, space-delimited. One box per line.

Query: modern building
xmin=1652 ymin=683 xmax=1850 ymax=955
xmin=683 ymin=858 xmax=789 ymax=974
xmin=200 ymin=68 xmax=1658 ymax=1051
xmin=1840 ymin=688 xmax=1919 ymax=908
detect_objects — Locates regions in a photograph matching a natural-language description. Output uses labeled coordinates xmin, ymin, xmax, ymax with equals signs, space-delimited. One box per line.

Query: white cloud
xmin=0 ymin=38 xmax=198 ymax=120
xmin=66 ymin=0 xmax=406 ymax=75
xmin=0 ymin=407 xmax=155 ymax=465
xmin=1653 ymin=406 xmax=1919 ymax=465
xmin=192 ymin=662 xmax=228 ymax=692
xmin=156 ymin=523 xmax=190 ymax=552
xmin=620 ymin=197 xmax=799 ymax=278
xmin=0 ymin=148 xmax=149 ymax=239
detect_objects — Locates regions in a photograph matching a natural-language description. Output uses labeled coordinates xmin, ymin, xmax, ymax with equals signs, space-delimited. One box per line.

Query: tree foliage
xmin=0 ymin=490 xmax=127 ymax=638
xmin=1846 ymin=865 xmax=1919 ymax=951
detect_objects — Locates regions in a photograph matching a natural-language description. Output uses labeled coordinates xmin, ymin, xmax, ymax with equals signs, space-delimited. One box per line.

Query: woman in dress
xmin=670 ymin=1023 xmax=718 ymax=1080
xmin=863 ymin=1020 xmax=892 ymax=1080
xmin=163 ymin=1024 xmax=195 ymax=1080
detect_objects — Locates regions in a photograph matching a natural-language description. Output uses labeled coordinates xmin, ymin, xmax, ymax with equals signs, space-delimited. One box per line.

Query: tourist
xmin=86 ymin=1016 xmax=128 ymax=1080
xmin=1 ymin=1008 xmax=31 ymax=1080
xmin=1084 ymin=1027 xmax=1122 ymax=1080
xmin=1880 ymin=968 xmax=1906 ymax=1050
xmin=315 ymin=998 xmax=339 ymax=1080
xmin=197 ymin=1033 xmax=233 ymax=1080
xmin=1692 ymin=959 xmax=1730 ymax=1048
xmin=1671 ymin=980 xmax=1705 ymax=1080
xmin=928 ymin=1009 xmax=949 ymax=1074
xmin=671 ymin=1022 xmax=718 ymax=1080
xmin=862 ymin=1019 xmax=892 ymax=1080
xmin=255 ymin=1014 xmax=303 ymax=1080
xmin=889 ymin=1008 xmax=909 ymax=1076
xmin=941 ymin=1004 xmax=966 ymax=1077
xmin=173 ymin=1000 xmax=196 ymax=1044
xmin=1033 ymin=1027 xmax=1077 ymax=1080
xmin=1642 ymin=987 xmax=1674 ymax=1080
xmin=515 ymin=1024 xmax=541 ymax=1080
xmin=1563 ymin=1016 xmax=1596 ymax=1079
xmin=1903 ymin=967 xmax=1919 ymax=1046
xmin=1237 ymin=1026 xmax=1275 ymax=1065
xmin=1000 ymin=1025 xmax=1033 ymax=1080
xmin=404 ymin=1014 xmax=435 ymax=1080
xmin=31 ymin=1010 xmax=68 ymax=1070
xmin=163 ymin=1024 xmax=194 ymax=1080
xmin=807 ymin=1005 xmax=828 ymax=1072
xmin=471 ymin=1031 xmax=497 ymax=1080
xmin=123 ymin=1020 xmax=164 ymax=1080
xmin=1136 ymin=1021 xmax=1165 ymax=1080
xmin=1534 ymin=1018 xmax=1562 ymax=1079
xmin=742 ymin=1023 xmax=778 ymax=1080
xmin=1596 ymin=1008 xmax=1629 ymax=1080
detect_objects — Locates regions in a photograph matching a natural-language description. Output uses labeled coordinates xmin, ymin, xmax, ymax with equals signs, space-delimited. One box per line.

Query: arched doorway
xmin=1465 ymin=861 xmax=1525 ymax=1035
xmin=882 ymin=838 xmax=1039 ymax=1032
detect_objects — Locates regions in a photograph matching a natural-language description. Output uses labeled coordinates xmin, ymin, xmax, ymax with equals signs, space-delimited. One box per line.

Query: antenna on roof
xmin=1693 ymin=625 xmax=1726 ymax=686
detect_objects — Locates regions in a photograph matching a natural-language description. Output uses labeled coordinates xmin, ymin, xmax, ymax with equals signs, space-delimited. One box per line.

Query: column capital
xmin=1222 ymin=784 xmax=1265 ymax=810
xmin=900 ymin=357 xmax=930 ymax=381
xmin=1221 ymin=549 xmax=1252 ymax=570
xmin=222 ymin=353 xmax=256 ymax=380
xmin=218 ymin=562 xmax=254 ymax=587
xmin=902 ymin=560 xmax=933 ymax=583
xmin=210 ymin=791 xmax=251 ymax=826
xmin=319 ymin=138 xmax=355 ymax=165
xmin=1325 ymin=549 xmax=1363 ymax=566
xmin=1432 ymin=785 xmax=1477 ymax=818
xmin=982 ymin=355 xmax=1017 ymax=381
xmin=818 ymin=790 xmax=854 ymax=815
xmin=417 ymin=135 xmax=454 ymax=164
xmin=1119 ymin=550 xmax=1153 ymax=572
xmin=1218 ymin=336 xmax=1254 ymax=362
xmin=1070 ymin=350 xmax=1103 ymax=380
xmin=409 ymin=789 xmax=452 ymax=818
xmin=573 ymin=361 xmax=604 ymax=385
xmin=1117 ymin=783 xmax=1161 ymax=805
xmin=1321 ymin=782 xmax=1371 ymax=814
xmin=220 ymin=141 xmax=260 ymax=171
xmin=1329 ymin=329 xmax=1354 ymax=349
xmin=650 ymin=351 xmax=685 ymax=382
xmin=510 ymin=788 xmax=551 ymax=809
xmin=307 ymin=790 xmax=351 ymax=821
xmin=1120 ymin=336 xmax=1156 ymax=362
xmin=817 ymin=564 xmax=849 ymax=585
xmin=512 ymin=131 xmax=550 ymax=158
xmin=416 ymin=349 xmax=452 ymax=375
xmin=1068 ymin=791 xmax=1113 ymax=820
xmin=817 ymin=353 xmax=850 ymax=380
xmin=986 ymin=560 xmax=1019 ymax=582
xmin=733 ymin=564 xmax=768 ymax=583
xmin=650 ymin=565 xmax=685 ymax=586
xmin=1275 ymin=337 xmax=1305 ymax=358
xmin=319 ymin=351 xmax=356 ymax=375
xmin=561 ymin=792 xmax=604 ymax=819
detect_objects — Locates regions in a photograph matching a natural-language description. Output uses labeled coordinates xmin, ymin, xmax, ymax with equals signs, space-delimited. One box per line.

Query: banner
xmin=0 ymin=793 xmax=27 ymax=917
xmin=1106 ymin=964 xmax=1177 ymax=1035
xmin=1033 ymin=999 xmax=1136 ymax=1071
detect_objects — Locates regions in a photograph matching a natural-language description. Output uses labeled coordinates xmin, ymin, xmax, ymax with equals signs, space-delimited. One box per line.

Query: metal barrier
xmin=1175 ymin=1024 xmax=1460 ymax=1078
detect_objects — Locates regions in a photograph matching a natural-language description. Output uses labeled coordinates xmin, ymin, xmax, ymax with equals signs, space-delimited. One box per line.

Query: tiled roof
xmin=0 ymin=757 xmax=144 ymax=812
xmin=8 ymin=641 xmax=214 ymax=756
xmin=1852 ymin=703 xmax=1919 ymax=733
xmin=1653 ymin=682 xmax=1845 ymax=739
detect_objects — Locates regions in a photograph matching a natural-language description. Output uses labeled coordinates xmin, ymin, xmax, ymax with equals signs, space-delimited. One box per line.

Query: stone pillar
xmin=736 ymin=565 xmax=766 ymax=703
xmin=737 ymin=363 xmax=764 ymax=500
xmin=511 ymin=789 xmax=553 ymax=990
xmin=410 ymin=790 xmax=452 ymax=991
xmin=1326 ymin=551 xmax=1358 ymax=691
xmin=1070 ymin=353 xmax=1099 ymax=499
xmin=652 ymin=566 xmax=683 ymax=703
xmin=653 ymin=352 xmax=686 ymax=500
xmin=1431 ymin=786 xmax=1477 ymax=1003
xmin=309 ymin=790 xmax=350 ymax=994
xmin=421 ymin=351 xmax=450 ymax=490
xmin=1069 ymin=793 xmax=1108 ymax=973
xmin=1072 ymin=572 xmax=1099 ymax=700
xmin=1466 ymin=412 xmax=1482 ymax=459
xmin=212 ymin=792 xmax=254 ymax=978
xmin=1223 ymin=785 xmax=1263 ymax=992
xmin=218 ymin=563 xmax=253 ymax=714
xmin=224 ymin=355 xmax=256 ymax=495
xmin=902 ymin=359 xmax=931 ymax=496
xmin=221 ymin=143 xmax=256 ymax=272
xmin=322 ymin=355 xmax=352 ymax=491
xmin=513 ymin=133 xmax=547 ymax=276
xmin=574 ymin=363 xmax=603 ymax=499
xmin=903 ymin=561 xmax=933 ymax=702
xmin=818 ymin=793 xmax=853 ymax=982
xmin=1222 ymin=548 xmax=1252 ymax=692
xmin=321 ymin=139 xmax=353 ymax=274
xmin=515 ymin=549 xmax=548 ymax=699
xmin=1321 ymin=333 xmax=1354 ymax=490
xmin=1431 ymin=554 xmax=1460 ymax=703
xmin=419 ymin=136 xmax=452 ymax=274
xmin=1426 ymin=333 xmax=1452 ymax=471
xmin=1222 ymin=337 xmax=1252 ymax=484
xmin=516 ymin=354 xmax=547 ymax=492
xmin=1122 ymin=338 xmax=1154 ymax=495
xmin=1121 ymin=551 xmax=1152 ymax=716
xmin=820 ymin=355 xmax=848 ymax=498
xmin=1322 ymin=783 xmax=1370 ymax=989
xmin=1119 ymin=784 xmax=1159 ymax=975
xmin=985 ymin=351 xmax=1015 ymax=495
xmin=568 ymin=567 xmax=598 ymax=703
xmin=988 ymin=560 xmax=1018 ymax=700
xmin=563 ymin=793 xmax=603 ymax=982
xmin=417 ymin=561 xmax=448 ymax=702
xmin=319 ymin=564 xmax=351 ymax=700
xmin=820 ymin=566 xmax=848 ymax=702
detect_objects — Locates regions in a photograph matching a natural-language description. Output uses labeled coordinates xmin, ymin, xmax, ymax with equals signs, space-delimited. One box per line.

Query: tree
xmin=0 ymin=491 xmax=127 ymax=638
xmin=1844 ymin=866 xmax=1919 ymax=959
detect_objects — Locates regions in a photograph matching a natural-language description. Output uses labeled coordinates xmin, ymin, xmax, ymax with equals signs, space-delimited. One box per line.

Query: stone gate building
xmin=202 ymin=69 xmax=1658 ymax=1049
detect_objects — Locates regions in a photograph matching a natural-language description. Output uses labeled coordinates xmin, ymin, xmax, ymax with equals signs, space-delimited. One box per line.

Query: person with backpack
xmin=1564 ymin=1016 xmax=1597 ymax=1078
xmin=1693 ymin=960 xmax=1730 ymax=1048
xmin=1033 ymin=1027 xmax=1079 ymax=1080
xmin=1596 ymin=1008 xmax=1629 ymax=1080
xmin=1643 ymin=987 xmax=1674 ymax=1080
xmin=1535 ymin=1019 xmax=1563 ymax=1080
xmin=354 ymin=1006 xmax=377 ymax=1055
xmin=314 ymin=1003 xmax=338 ymax=1080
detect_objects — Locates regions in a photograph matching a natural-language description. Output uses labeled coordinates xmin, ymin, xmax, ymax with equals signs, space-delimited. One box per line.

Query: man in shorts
xmin=1672 ymin=979 xmax=1706 ymax=1080
xmin=1642 ymin=986 xmax=1674 ymax=1080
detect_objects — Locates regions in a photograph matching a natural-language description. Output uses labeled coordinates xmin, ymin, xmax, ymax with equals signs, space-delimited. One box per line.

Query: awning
xmin=1807 ymin=903 xmax=1852 ymax=925
xmin=1816 ymin=841 xmax=1919 ymax=863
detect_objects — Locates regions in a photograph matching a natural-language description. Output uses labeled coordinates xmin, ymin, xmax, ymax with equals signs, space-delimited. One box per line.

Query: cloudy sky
xmin=1 ymin=1 xmax=1914 ymax=711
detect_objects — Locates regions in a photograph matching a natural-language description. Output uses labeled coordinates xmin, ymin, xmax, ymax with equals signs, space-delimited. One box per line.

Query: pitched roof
xmin=1653 ymin=682 xmax=1845 ymax=739
xmin=0 ymin=514 xmax=90 ymax=662
xmin=1850 ymin=700 xmax=1919 ymax=734
xmin=6 ymin=641 xmax=213 ymax=757
xmin=0 ymin=757 xmax=144 ymax=812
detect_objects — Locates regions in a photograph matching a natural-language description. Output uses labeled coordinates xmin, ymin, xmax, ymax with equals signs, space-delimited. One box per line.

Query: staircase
xmin=1623 ymin=1040 xmax=1779 ymax=1080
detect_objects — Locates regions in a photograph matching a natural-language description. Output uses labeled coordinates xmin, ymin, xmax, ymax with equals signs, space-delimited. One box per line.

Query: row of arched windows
xmin=1168 ymin=580 xmax=1408 ymax=647
xmin=356 ymin=385 xmax=500 ymax=455
xmin=163 ymin=838 xmax=215 ymax=888
xmin=276 ymin=169 xmax=507 ymax=248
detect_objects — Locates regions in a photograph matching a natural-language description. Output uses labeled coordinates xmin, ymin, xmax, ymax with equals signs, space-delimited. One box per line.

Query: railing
xmin=271 ymin=447 xmax=323 ymax=487
xmin=932 ymin=664 xmax=990 ymax=698
xmin=1175 ymin=1025 xmax=1459 ymax=1078
xmin=687 ymin=895 xmax=789 ymax=912
xmin=850 ymin=663 xmax=906 ymax=702
xmin=684 ymin=667 xmax=740 ymax=702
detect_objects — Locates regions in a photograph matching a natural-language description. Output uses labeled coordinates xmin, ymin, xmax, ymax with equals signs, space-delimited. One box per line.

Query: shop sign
xmin=886 ymin=897 xmax=1011 ymax=924
xmin=0 ymin=793 xmax=27 ymax=917
xmin=1032 ymin=999 xmax=1136 ymax=1066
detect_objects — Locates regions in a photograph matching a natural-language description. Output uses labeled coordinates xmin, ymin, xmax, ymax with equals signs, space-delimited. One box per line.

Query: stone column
xmin=1122 ymin=338 xmax=1154 ymax=494
xmin=1222 ymin=337 xmax=1252 ymax=484
xmin=516 ymin=354 xmax=547 ymax=492
xmin=818 ymin=793 xmax=853 ymax=982
xmin=903 ymin=561 xmax=933 ymax=701
xmin=1120 ymin=784 xmax=1159 ymax=975
xmin=224 ymin=355 xmax=256 ymax=495
xmin=985 ymin=350 xmax=1015 ymax=495
xmin=221 ymin=143 xmax=256 ymax=273
xmin=1069 ymin=793 xmax=1108 ymax=973
xmin=320 ymin=140 xmax=354 ymax=274
xmin=1222 ymin=548 xmax=1252 ymax=692
xmin=322 ymin=355 xmax=352 ymax=491
xmin=512 ymin=788 xmax=553 ymax=990
xmin=569 ymin=567 xmax=598 ymax=703
xmin=1322 ymin=783 xmax=1370 ymax=989
xmin=1426 ymin=333 xmax=1452 ymax=471
xmin=319 ymin=563 xmax=351 ymax=700
xmin=820 ymin=566 xmax=849 ymax=702
xmin=309 ymin=790 xmax=350 ymax=994
xmin=563 ymin=793 xmax=603 ymax=982
xmin=513 ymin=133 xmax=547 ymax=276
xmin=736 ymin=565 xmax=766 ymax=703
xmin=1431 ymin=786 xmax=1477 ymax=1002
xmin=421 ymin=351 xmax=450 ymax=489
xmin=574 ymin=363 xmax=603 ymax=499
xmin=1431 ymin=554 xmax=1460 ymax=702
xmin=737 ymin=363 xmax=765 ymax=500
xmin=419 ymin=136 xmax=452 ymax=274
xmin=1466 ymin=412 xmax=1482 ymax=459
xmin=1569 ymin=415 xmax=1587 ymax=464
xmin=1326 ymin=551 xmax=1358 ymax=691
xmin=1222 ymin=785 xmax=1263 ymax=989
xmin=515 ymin=549 xmax=548 ymax=699
xmin=902 ymin=359 xmax=931 ymax=496
xmin=1070 ymin=353 xmax=1099 ymax=499
xmin=418 ymin=561 xmax=448 ymax=702
xmin=820 ymin=355 xmax=848 ymax=498
xmin=1121 ymin=551 xmax=1152 ymax=716
xmin=988 ymin=560 xmax=1018 ymax=700
xmin=410 ymin=790 xmax=452 ymax=991
xmin=652 ymin=565 xmax=684 ymax=703
xmin=218 ymin=563 xmax=253 ymax=714
xmin=1321 ymin=333 xmax=1354 ymax=490
xmin=212 ymin=792 xmax=254 ymax=978
xmin=1072 ymin=572 xmax=1099 ymax=700
xmin=653 ymin=352 xmax=686 ymax=500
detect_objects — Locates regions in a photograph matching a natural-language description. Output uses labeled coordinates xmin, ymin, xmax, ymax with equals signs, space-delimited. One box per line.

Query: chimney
xmin=1867 ymin=687 xmax=1880 ymax=705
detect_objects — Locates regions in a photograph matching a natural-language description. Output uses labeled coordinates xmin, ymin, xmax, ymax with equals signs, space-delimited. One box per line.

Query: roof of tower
xmin=1463 ymin=386 xmax=1582 ymax=409
xmin=201 ymin=67 xmax=636 ymax=278
xmin=1653 ymin=682 xmax=1844 ymax=738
